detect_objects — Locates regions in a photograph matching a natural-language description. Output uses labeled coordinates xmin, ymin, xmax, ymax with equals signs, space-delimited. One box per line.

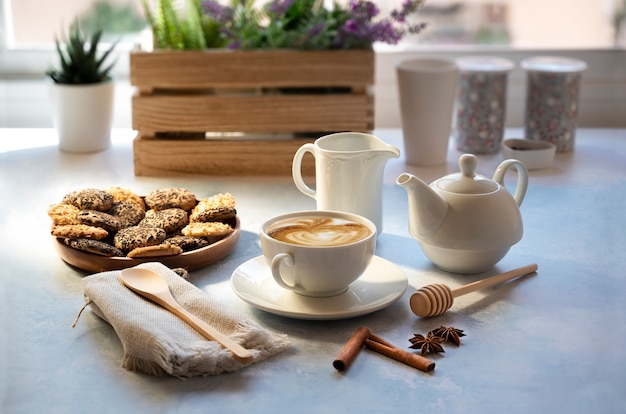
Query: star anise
xmin=429 ymin=326 xmax=466 ymax=346
xmin=408 ymin=332 xmax=445 ymax=355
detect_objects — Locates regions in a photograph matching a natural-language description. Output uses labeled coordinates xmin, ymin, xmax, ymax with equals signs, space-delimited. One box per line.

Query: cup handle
xmin=271 ymin=253 xmax=305 ymax=292
xmin=292 ymin=143 xmax=316 ymax=199
xmin=493 ymin=159 xmax=529 ymax=207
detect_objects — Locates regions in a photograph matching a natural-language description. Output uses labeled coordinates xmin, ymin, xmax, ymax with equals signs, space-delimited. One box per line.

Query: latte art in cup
xmin=268 ymin=217 xmax=372 ymax=247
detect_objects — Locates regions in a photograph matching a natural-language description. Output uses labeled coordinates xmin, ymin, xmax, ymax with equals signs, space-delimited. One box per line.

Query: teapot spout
xmin=396 ymin=173 xmax=448 ymax=239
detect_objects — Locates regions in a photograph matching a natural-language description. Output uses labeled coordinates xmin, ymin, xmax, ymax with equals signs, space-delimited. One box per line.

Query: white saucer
xmin=231 ymin=255 xmax=408 ymax=320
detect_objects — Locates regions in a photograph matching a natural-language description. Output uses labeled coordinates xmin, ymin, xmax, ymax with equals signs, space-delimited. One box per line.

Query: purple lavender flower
xmin=391 ymin=0 xmax=422 ymax=22
xmin=369 ymin=21 xmax=403 ymax=44
xmin=196 ymin=0 xmax=426 ymax=49
xmin=202 ymin=1 xmax=234 ymax=24
xmin=306 ymin=21 xmax=327 ymax=39
xmin=267 ymin=0 xmax=296 ymax=17
xmin=344 ymin=19 xmax=360 ymax=33
xmin=350 ymin=0 xmax=379 ymax=19
xmin=408 ymin=22 xmax=428 ymax=34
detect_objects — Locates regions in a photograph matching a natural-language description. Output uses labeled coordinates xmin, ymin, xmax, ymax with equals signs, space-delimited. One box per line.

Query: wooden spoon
xmin=410 ymin=264 xmax=538 ymax=317
xmin=119 ymin=268 xmax=254 ymax=363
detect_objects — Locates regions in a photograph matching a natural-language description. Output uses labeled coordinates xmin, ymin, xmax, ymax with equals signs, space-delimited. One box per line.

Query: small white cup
xmin=260 ymin=210 xmax=376 ymax=297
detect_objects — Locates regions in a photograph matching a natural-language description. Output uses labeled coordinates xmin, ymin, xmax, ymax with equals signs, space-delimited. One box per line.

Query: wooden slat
xmin=133 ymin=135 xmax=316 ymax=176
xmin=130 ymin=49 xmax=375 ymax=90
xmin=132 ymin=93 xmax=374 ymax=136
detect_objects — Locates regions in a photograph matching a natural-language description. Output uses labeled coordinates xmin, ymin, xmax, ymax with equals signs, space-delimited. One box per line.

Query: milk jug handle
xmin=493 ymin=159 xmax=528 ymax=207
xmin=292 ymin=143 xmax=317 ymax=199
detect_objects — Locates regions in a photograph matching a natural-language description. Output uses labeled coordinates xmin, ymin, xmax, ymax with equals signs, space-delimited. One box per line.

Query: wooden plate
xmin=54 ymin=217 xmax=241 ymax=273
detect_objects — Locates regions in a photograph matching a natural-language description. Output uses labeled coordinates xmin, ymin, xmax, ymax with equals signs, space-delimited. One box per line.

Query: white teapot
xmin=397 ymin=154 xmax=528 ymax=273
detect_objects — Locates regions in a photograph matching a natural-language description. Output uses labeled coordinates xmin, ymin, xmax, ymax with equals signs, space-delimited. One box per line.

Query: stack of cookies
xmin=49 ymin=187 xmax=237 ymax=259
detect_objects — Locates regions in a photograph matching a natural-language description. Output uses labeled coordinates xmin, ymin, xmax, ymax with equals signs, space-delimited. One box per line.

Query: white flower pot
xmin=47 ymin=78 xmax=114 ymax=153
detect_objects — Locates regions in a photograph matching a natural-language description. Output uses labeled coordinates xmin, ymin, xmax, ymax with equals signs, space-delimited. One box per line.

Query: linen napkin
xmin=75 ymin=262 xmax=289 ymax=378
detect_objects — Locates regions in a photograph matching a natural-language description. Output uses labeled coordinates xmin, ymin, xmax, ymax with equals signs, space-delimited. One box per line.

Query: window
xmin=4 ymin=0 xmax=624 ymax=51
xmin=4 ymin=0 xmax=145 ymax=48
xmin=1 ymin=0 xmax=625 ymax=128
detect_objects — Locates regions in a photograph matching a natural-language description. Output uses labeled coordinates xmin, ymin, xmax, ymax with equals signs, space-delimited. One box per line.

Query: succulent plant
xmin=46 ymin=20 xmax=117 ymax=84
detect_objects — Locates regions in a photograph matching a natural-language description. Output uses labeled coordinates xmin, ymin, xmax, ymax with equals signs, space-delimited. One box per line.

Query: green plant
xmin=202 ymin=0 xmax=427 ymax=50
xmin=142 ymin=0 xmax=427 ymax=51
xmin=142 ymin=0 xmax=225 ymax=50
xmin=46 ymin=20 xmax=117 ymax=84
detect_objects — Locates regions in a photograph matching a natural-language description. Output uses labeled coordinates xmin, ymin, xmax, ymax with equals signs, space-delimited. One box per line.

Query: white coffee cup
xmin=396 ymin=57 xmax=459 ymax=166
xmin=292 ymin=132 xmax=399 ymax=235
xmin=260 ymin=210 xmax=376 ymax=297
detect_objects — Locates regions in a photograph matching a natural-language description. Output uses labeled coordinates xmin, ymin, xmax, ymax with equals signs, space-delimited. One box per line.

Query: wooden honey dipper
xmin=410 ymin=264 xmax=538 ymax=317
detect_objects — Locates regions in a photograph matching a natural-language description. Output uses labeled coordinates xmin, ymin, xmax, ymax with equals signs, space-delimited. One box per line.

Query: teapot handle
xmin=493 ymin=160 xmax=528 ymax=207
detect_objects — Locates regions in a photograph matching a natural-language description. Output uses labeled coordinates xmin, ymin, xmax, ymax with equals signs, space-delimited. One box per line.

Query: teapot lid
xmin=436 ymin=154 xmax=498 ymax=194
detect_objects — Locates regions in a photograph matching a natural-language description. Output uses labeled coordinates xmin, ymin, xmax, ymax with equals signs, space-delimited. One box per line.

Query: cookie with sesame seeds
xmin=190 ymin=193 xmax=237 ymax=223
xmin=164 ymin=235 xmax=210 ymax=252
xmin=105 ymin=186 xmax=146 ymax=211
xmin=76 ymin=210 xmax=124 ymax=232
xmin=139 ymin=208 xmax=188 ymax=233
xmin=127 ymin=242 xmax=183 ymax=258
xmin=144 ymin=187 xmax=197 ymax=211
xmin=109 ymin=200 xmax=146 ymax=227
xmin=181 ymin=222 xmax=233 ymax=238
xmin=61 ymin=188 xmax=114 ymax=211
xmin=104 ymin=186 xmax=147 ymax=211
xmin=113 ymin=226 xmax=167 ymax=252
xmin=62 ymin=238 xmax=124 ymax=257
xmin=190 ymin=205 xmax=237 ymax=223
xmin=48 ymin=203 xmax=81 ymax=225
xmin=51 ymin=224 xmax=109 ymax=240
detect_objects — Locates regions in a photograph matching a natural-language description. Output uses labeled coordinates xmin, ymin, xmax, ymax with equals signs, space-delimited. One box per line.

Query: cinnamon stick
xmin=364 ymin=338 xmax=435 ymax=372
xmin=368 ymin=332 xmax=396 ymax=348
xmin=333 ymin=326 xmax=371 ymax=371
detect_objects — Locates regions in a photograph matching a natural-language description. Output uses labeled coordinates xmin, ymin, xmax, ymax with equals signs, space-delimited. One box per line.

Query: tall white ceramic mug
xmin=396 ymin=58 xmax=459 ymax=166
xmin=292 ymin=132 xmax=400 ymax=234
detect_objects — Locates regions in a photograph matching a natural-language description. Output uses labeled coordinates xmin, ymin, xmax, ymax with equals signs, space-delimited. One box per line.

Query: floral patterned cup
xmin=521 ymin=56 xmax=587 ymax=153
xmin=453 ymin=56 xmax=514 ymax=154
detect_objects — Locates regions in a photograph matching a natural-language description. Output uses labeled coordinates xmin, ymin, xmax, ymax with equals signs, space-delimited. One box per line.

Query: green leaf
xmin=47 ymin=17 xmax=117 ymax=84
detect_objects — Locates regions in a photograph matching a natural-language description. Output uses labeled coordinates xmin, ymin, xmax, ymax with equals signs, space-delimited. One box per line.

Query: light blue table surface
xmin=1 ymin=128 xmax=625 ymax=413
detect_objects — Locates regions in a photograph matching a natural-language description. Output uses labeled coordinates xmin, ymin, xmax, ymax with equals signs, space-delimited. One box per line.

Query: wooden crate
xmin=130 ymin=49 xmax=375 ymax=176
